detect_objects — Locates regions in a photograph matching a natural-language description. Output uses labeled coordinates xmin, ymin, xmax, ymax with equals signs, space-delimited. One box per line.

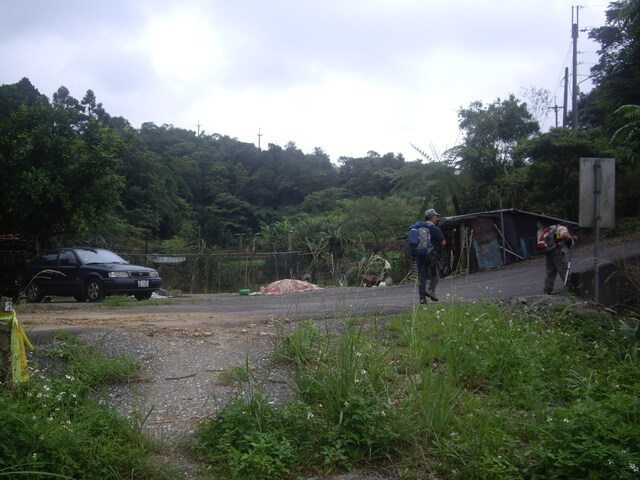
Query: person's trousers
xmin=416 ymin=253 xmax=439 ymax=298
xmin=544 ymin=248 xmax=568 ymax=293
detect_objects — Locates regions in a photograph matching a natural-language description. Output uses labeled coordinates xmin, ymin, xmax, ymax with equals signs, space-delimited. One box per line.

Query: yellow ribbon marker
xmin=0 ymin=309 xmax=34 ymax=383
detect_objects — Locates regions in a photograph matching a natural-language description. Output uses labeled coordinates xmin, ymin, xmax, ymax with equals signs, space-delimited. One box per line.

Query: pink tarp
xmin=259 ymin=279 xmax=321 ymax=295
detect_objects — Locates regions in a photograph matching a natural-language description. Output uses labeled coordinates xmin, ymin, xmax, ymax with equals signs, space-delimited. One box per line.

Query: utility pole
xmin=257 ymin=128 xmax=263 ymax=150
xmin=197 ymin=120 xmax=201 ymax=137
xmin=563 ymin=67 xmax=569 ymax=127
xmin=548 ymin=98 xmax=563 ymax=128
xmin=572 ymin=6 xmax=580 ymax=129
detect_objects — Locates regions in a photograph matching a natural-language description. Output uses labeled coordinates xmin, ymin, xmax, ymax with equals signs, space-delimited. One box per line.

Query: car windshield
xmin=75 ymin=249 xmax=129 ymax=265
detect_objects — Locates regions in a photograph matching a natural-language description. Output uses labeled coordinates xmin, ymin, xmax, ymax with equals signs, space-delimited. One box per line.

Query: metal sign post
xmin=593 ymin=159 xmax=601 ymax=303
xmin=579 ymin=158 xmax=615 ymax=303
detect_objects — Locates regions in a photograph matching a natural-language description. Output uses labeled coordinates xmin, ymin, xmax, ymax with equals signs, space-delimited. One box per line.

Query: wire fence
xmin=122 ymin=251 xmax=412 ymax=294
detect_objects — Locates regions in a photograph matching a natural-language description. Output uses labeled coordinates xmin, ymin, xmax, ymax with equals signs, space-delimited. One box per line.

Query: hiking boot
xmin=419 ymin=297 xmax=427 ymax=304
xmin=544 ymin=288 xmax=553 ymax=295
xmin=426 ymin=289 xmax=439 ymax=302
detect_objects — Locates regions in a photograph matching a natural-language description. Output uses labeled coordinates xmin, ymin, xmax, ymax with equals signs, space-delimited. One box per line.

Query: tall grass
xmin=194 ymin=300 xmax=640 ymax=479
xmin=0 ymin=332 xmax=164 ymax=479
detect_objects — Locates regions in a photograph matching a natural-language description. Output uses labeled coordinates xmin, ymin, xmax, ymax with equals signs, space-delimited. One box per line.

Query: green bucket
xmin=239 ymin=289 xmax=250 ymax=296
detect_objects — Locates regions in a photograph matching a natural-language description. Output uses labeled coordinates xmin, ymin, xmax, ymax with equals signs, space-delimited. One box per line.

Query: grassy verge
xmin=0 ymin=332 xmax=167 ymax=479
xmin=5 ymin=298 xmax=639 ymax=479
xmin=193 ymin=301 xmax=640 ymax=479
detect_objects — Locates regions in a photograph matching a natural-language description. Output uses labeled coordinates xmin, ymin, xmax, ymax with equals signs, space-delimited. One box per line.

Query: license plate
xmin=137 ymin=280 xmax=149 ymax=288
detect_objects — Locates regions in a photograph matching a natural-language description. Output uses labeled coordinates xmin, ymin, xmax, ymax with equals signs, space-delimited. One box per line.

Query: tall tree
xmin=0 ymin=77 xmax=48 ymax=122
xmin=0 ymin=94 xmax=124 ymax=249
xmin=391 ymin=160 xmax=460 ymax=216
xmin=581 ymin=0 xmax=640 ymax=132
xmin=516 ymin=128 xmax=617 ymax=220
xmin=338 ymin=196 xmax=412 ymax=254
xmin=449 ymin=94 xmax=539 ymax=212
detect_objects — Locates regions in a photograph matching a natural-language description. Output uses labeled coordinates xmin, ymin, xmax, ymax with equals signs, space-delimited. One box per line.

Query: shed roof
xmin=438 ymin=208 xmax=578 ymax=228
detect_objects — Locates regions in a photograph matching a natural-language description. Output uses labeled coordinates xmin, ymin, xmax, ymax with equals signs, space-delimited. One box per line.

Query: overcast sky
xmin=1 ymin=0 xmax=607 ymax=162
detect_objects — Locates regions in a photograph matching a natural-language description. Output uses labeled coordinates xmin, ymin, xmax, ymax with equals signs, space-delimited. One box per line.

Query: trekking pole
xmin=564 ymin=247 xmax=574 ymax=288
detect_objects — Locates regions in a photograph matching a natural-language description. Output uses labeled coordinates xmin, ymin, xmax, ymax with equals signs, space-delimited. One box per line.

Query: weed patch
xmin=0 ymin=333 xmax=161 ymax=479
xmin=195 ymin=300 xmax=640 ymax=479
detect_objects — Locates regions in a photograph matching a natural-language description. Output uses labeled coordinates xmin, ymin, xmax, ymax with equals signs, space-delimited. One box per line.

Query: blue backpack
xmin=408 ymin=222 xmax=433 ymax=256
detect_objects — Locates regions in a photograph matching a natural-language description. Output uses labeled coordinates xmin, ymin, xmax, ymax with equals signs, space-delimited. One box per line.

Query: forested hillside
xmin=1 ymin=0 xmax=638 ymax=260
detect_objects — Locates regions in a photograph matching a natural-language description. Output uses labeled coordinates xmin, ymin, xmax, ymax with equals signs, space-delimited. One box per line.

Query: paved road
xmin=136 ymin=234 xmax=640 ymax=315
xmin=19 ymin=235 xmax=640 ymax=328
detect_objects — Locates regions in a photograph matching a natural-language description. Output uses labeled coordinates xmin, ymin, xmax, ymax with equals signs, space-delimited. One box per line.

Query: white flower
xmin=630 ymin=463 xmax=639 ymax=473
xmin=307 ymin=412 xmax=314 ymax=419
xmin=563 ymin=418 xmax=570 ymax=423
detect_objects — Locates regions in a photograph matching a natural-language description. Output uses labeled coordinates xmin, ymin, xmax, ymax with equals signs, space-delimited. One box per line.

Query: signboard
xmin=579 ymin=158 xmax=615 ymax=228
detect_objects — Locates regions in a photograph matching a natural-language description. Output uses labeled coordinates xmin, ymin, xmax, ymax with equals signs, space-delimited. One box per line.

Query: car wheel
xmin=85 ymin=279 xmax=104 ymax=302
xmin=25 ymin=283 xmax=43 ymax=303
xmin=134 ymin=292 xmax=153 ymax=301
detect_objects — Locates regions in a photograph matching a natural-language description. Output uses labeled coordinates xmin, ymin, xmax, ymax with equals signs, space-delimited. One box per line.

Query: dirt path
xmin=20 ymin=305 xmax=294 ymax=479
xmin=20 ymin=304 xmax=287 ymax=430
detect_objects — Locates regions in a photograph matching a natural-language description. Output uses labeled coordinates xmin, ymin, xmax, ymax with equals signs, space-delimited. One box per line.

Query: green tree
xmin=338 ymin=196 xmax=412 ymax=255
xmin=517 ymin=128 xmax=615 ymax=220
xmin=117 ymin=129 xmax=192 ymax=241
xmin=612 ymin=104 xmax=640 ymax=159
xmin=449 ymin=94 xmax=539 ymax=212
xmin=299 ymin=187 xmax=351 ymax=215
xmin=0 ymin=77 xmax=48 ymax=122
xmin=0 ymin=94 xmax=124 ymax=249
xmin=337 ymin=152 xmax=405 ymax=198
xmin=581 ymin=0 xmax=640 ymax=132
xmin=391 ymin=159 xmax=460 ymax=216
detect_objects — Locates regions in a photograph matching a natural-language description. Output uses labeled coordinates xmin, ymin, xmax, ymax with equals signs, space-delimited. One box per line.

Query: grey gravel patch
xmin=26 ymin=323 xmax=400 ymax=479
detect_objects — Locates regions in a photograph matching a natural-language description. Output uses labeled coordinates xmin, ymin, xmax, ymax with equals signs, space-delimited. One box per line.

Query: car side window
xmin=58 ymin=250 xmax=78 ymax=266
xmin=40 ymin=252 xmax=58 ymax=266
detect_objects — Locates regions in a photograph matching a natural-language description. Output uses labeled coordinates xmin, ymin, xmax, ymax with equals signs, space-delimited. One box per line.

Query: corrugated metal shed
xmin=438 ymin=209 xmax=577 ymax=274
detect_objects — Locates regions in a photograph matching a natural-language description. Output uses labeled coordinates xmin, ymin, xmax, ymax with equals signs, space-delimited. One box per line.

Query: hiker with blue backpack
xmin=408 ymin=208 xmax=447 ymax=304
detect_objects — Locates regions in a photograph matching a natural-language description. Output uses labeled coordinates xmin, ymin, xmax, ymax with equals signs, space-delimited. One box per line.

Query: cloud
xmin=0 ymin=0 xmax=606 ymax=161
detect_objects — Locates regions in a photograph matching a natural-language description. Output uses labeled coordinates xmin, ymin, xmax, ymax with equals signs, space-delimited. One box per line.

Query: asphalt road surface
xmin=20 ymin=234 xmax=640 ymax=329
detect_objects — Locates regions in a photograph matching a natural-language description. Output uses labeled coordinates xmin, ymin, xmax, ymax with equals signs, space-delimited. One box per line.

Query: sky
xmin=1 ymin=0 xmax=608 ymax=163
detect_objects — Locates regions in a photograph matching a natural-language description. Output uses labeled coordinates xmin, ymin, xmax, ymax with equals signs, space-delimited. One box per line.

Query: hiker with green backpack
xmin=408 ymin=208 xmax=446 ymax=304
